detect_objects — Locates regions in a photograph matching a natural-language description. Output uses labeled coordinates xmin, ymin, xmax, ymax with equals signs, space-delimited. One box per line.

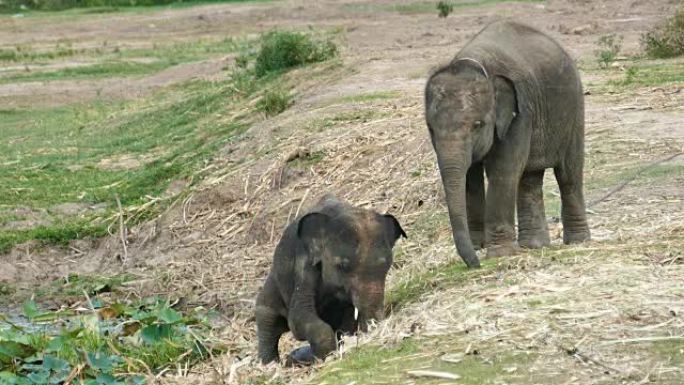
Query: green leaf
xmin=42 ymin=355 xmax=69 ymax=372
xmin=139 ymin=324 xmax=172 ymax=344
xmin=0 ymin=341 xmax=36 ymax=363
xmin=86 ymin=351 xmax=121 ymax=372
xmin=22 ymin=301 xmax=39 ymax=320
xmin=95 ymin=373 xmax=123 ymax=385
xmin=27 ymin=370 xmax=49 ymax=384
xmin=0 ymin=371 xmax=30 ymax=385
xmin=157 ymin=308 xmax=182 ymax=324
xmin=45 ymin=336 xmax=66 ymax=353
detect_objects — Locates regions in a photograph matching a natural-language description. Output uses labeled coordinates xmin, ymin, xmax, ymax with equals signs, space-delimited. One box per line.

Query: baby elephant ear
xmin=297 ymin=212 xmax=331 ymax=241
xmin=382 ymin=214 xmax=407 ymax=247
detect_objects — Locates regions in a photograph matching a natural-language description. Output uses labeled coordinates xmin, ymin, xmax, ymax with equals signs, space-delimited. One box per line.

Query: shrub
xmin=595 ymin=34 xmax=622 ymax=68
xmin=256 ymin=89 xmax=292 ymax=116
xmin=254 ymin=30 xmax=337 ymax=77
xmin=642 ymin=9 xmax=684 ymax=58
xmin=437 ymin=1 xmax=453 ymax=18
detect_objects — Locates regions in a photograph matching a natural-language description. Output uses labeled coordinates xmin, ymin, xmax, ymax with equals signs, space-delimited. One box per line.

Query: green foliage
xmin=595 ymin=34 xmax=623 ymax=68
xmin=642 ymin=9 xmax=684 ymax=58
xmin=437 ymin=1 xmax=453 ymax=17
xmin=604 ymin=61 xmax=684 ymax=88
xmin=254 ymin=30 xmax=337 ymax=77
xmin=0 ymin=297 xmax=221 ymax=383
xmin=338 ymin=91 xmax=399 ymax=103
xmin=0 ymin=28 xmax=336 ymax=253
xmin=0 ymin=0 xmax=266 ymax=13
xmin=256 ymin=88 xmax=291 ymax=116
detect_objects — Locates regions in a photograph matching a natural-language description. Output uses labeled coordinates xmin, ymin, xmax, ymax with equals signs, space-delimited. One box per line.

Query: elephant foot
xmin=563 ymin=229 xmax=591 ymax=244
xmin=486 ymin=243 xmax=521 ymax=258
xmin=469 ymin=230 xmax=485 ymax=250
xmin=285 ymin=345 xmax=316 ymax=367
xmin=518 ymin=231 xmax=550 ymax=249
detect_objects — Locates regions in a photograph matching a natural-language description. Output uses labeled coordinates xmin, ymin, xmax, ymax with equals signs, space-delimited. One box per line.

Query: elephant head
xmin=425 ymin=59 xmax=518 ymax=268
xmin=297 ymin=208 xmax=406 ymax=330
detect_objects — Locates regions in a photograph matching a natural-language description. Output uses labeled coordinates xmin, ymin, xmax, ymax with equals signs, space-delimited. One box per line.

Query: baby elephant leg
xmin=517 ymin=170 xmax=550 ymax=248
xmin=256 ymin=305 xmax=288 ymax=364
xmin=286 ymin=345 xmax=316 ymax=366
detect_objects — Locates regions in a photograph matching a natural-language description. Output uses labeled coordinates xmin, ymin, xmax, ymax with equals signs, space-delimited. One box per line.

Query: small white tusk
xmin=354 ymin=307 xmax=359 ymax=321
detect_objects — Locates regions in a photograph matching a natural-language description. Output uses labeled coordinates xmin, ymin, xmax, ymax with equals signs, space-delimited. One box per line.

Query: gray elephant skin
xmin=425 ymin=20 xmax=591 ymax=268
xmin=255 ymin=195 xmax=406 ymax=365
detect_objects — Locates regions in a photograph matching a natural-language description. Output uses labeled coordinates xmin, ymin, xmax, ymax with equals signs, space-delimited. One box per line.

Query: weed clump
xmin=642 ymin=9 xmax=684 ymax=58
xmin=437 ymin=1 xmax=453 ymax=18
xmin=595 ymin=34 xmax=623 ymax=68
xmin=257 ymin=89 xmax=292 ymax=116
xmin=254 ymin=30 xmax=337 ymax=77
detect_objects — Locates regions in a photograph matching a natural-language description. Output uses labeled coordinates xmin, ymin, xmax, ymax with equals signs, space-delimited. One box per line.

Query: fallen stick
xmin=599 ymin=335 xmax=684 ymax=346
xmin=588 ymin=152 xmax=683 ymax=208
xmin=406 ymin=370 xmax=461 ymax=380
xmin=115 ymin=194 xmax=128 ymax=265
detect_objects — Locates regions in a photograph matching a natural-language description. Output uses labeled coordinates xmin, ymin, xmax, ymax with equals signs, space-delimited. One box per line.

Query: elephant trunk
xmin=437 ymin=149 xmax=481 ymax=268
xmin=352 ymin=280 xmax=386 ymax=332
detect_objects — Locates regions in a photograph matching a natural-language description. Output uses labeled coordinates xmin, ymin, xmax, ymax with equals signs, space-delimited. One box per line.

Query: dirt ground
xmin=1 ymin=0 xmax=683 ymax=383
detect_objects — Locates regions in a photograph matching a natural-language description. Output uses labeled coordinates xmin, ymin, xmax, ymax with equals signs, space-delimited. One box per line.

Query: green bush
xmin=437 ymin=1 xmax=453 ymax=18
xmin=595 ymin=34 xmax=622 ymax=68
xmin=0 ymin=0 xmax=248 ymax=13
xmin=642 ymin=9 xmax=684 ymax=58
xmin=256 ymin=88 xmax=291 ymax=116
xmin=254 ymin=30 xmax=337 ymax=77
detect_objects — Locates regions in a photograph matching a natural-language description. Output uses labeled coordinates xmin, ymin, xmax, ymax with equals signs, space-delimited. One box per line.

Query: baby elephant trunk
xmin=352 ymin=279 xmax=386 ymax=332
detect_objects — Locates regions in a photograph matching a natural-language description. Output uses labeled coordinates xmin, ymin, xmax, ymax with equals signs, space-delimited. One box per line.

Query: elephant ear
xmin=297 ymin=212 xmax=332 ymax=266
xmin=493 ymin=75 xmax=518 ymax=140
xmin=381 ymin=214 xmax=407 ymax=248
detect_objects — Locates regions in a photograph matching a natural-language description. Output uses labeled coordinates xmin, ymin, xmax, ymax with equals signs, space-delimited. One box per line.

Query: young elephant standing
xmin=425 ymin=21 xmax=590 ymax=268
xmin=256 ymin=195 xmax=406 ymax=365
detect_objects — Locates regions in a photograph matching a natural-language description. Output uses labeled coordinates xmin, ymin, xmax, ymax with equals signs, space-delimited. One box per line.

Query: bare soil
xmin=1 ymin=0 xmax=683 ymax=383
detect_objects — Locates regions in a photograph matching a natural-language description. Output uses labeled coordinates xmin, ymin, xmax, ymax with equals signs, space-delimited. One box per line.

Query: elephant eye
xmin=473 ymin=120 xmax=483 ymax=129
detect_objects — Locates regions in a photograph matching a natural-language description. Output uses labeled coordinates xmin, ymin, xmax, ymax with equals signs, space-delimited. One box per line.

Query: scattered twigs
xmin=561 ymin=344 xmax=623 ymax=374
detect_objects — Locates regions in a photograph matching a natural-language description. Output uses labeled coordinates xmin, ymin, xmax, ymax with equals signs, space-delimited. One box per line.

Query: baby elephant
xmin=256 ymin=195 xmax=406 ymax=365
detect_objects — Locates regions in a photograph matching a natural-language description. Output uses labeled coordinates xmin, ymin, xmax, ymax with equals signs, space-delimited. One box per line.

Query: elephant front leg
xmin=484 ymin=174 xmax=521 ymax=258
xmin=517 ymin=170 xmax=550 ymax=248
xmin=466 ymin=163 xmax=486 ymax=249
xmin=288 ymin=315 xmax=337 ymax=363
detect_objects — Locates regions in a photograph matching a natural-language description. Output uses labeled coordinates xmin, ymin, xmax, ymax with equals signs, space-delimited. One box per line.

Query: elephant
xmin=255 ymin=194 xmax=406 ymax=365
xmin=425 ymin=20 xmax=591 ymax=268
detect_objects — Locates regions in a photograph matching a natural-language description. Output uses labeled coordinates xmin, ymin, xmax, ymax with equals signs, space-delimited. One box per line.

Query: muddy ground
xmin=1 ymin=0 xmax=683 ymax=383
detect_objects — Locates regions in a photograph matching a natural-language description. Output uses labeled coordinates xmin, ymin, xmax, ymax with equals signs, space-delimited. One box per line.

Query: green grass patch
xmin=605 ymin=61 xmax=684 ymax=88
xmin=0 ymin=28 xmax=340 ymax=253
xmin=338 ymin=90 xmax=399 ymax=103
xmin=0 ymin=60 xmax=168 ymax=84
xmin=316 ymin=336 xmax=540 ymax=384
xmin=344 ymin=0 xmax=544 ymax=14
xmin=0 ymin=0 xmax=270 ymax=13
xmin=256 ymin=88 xmax=291 ymax=116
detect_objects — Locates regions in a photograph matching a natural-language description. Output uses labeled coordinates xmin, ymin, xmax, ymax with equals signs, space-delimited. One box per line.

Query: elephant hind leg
xmin=554 ymin=164 xmax=590 ymax=244
xmin=517 ymin=169 xmax=550 ymax=248
xmin=256 ymin=306 xmax=288 ymax=364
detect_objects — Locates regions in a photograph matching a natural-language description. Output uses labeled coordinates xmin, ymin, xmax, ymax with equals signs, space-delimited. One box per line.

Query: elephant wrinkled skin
xmin=255 ymin=195 xmax=406 ymax=365
xmin=425 ymin=21 xmax=591 ymax=268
